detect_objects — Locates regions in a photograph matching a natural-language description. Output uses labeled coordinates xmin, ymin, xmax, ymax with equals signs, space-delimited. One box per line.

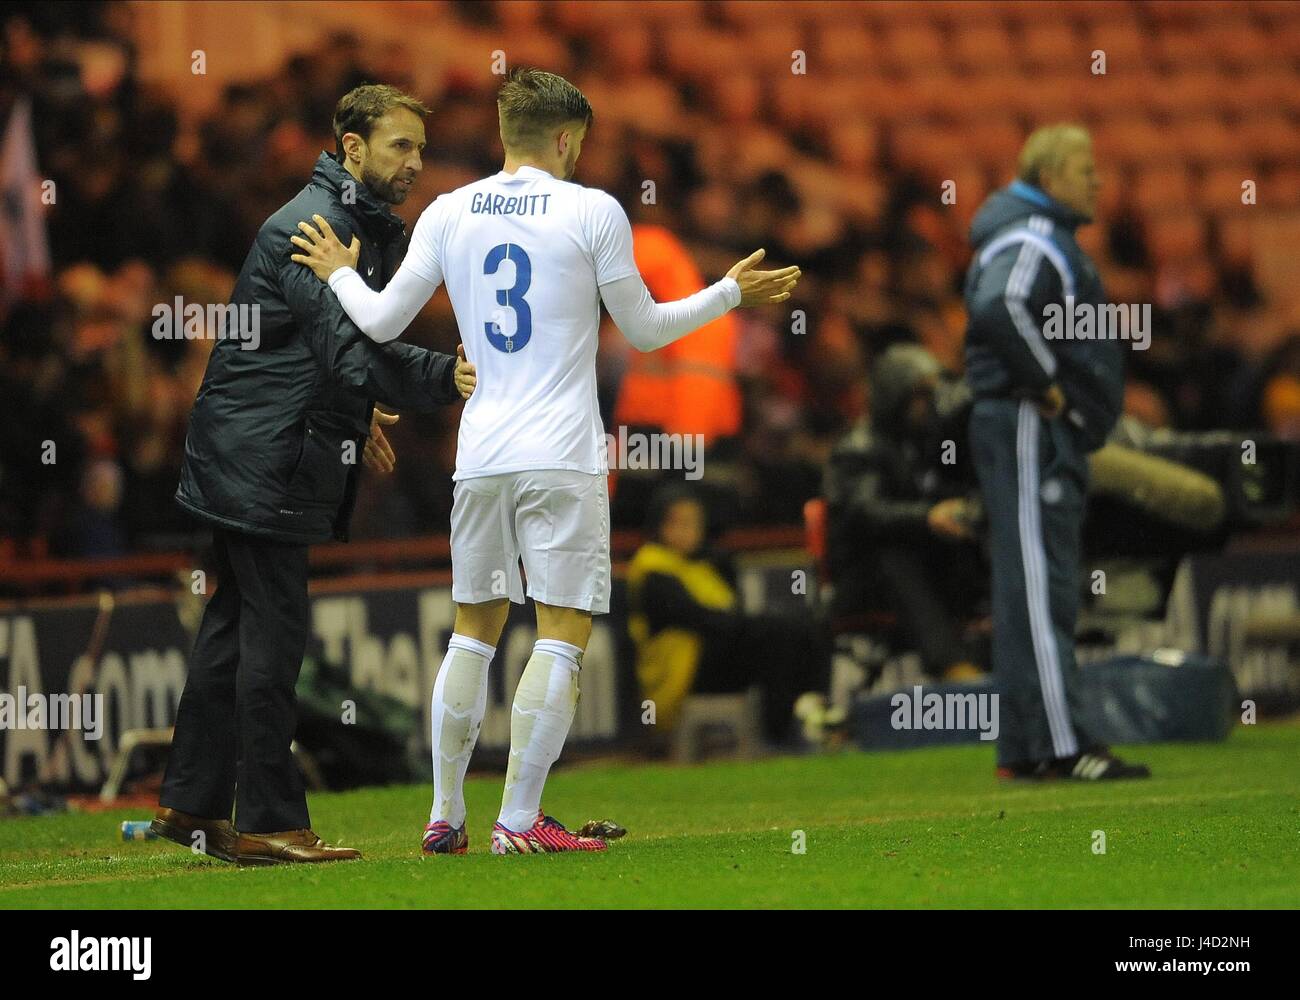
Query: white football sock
xmin=428 ymin=633 xmax=494 ymax=828
xmin=497 ymin=639 xmax=582 ymax=833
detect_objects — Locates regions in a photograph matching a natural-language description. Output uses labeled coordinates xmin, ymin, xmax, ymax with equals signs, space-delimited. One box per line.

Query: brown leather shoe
xmin=235 ymin=828 xmax=362 ymax=866
xmin=151 ymin=807 xmax=238 ymax=863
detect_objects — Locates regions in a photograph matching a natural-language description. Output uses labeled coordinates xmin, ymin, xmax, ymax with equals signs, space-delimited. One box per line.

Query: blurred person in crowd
xmin=75 ymin=455 xmax=126 ymax=556
xmin=824 ymin=344 xmax=987 ymax=682
xmin=842 ymin=249 xmax=919 ymax=353
xmin=627 ymin=483 xmax=832 ymax=744
xmin=6 ymin=0 xmax=1283 ymax=570
xmin=607 ymin=199 xmax=744 ymax=526
xmin=612 ymin=214 xmax=742 ymax=449
xmin=0 ymin=301 xmax=83 ymax=551
xmin=730 ymin=298 xmax=851 ymax=526
xmin=153 ymin=84 xmax=474 ymax=866
xmin=39 ymin=258 xmax=206 ymax=553
xmin=964 ymin=124 xmax=1148 ymax=781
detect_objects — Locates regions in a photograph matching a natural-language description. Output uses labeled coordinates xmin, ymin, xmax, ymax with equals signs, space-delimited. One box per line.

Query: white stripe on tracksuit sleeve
xmin=976 ymin=217 xmax=1076 ymax=384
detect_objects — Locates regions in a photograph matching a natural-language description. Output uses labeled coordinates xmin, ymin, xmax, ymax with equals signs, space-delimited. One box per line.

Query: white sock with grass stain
xmin=497 ymin=639 xmax=583 ymax=833
xmin=428 ymin=633 xmax=494 ymax=828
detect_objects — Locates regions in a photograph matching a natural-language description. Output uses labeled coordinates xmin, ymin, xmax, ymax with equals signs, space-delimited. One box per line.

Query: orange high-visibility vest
xmin=612 ymin=224 xmax=741 ymax=444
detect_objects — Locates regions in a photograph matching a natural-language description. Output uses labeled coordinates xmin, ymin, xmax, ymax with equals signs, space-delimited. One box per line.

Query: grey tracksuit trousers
xmin=970 ymin=397 xmax=1099 ymax=766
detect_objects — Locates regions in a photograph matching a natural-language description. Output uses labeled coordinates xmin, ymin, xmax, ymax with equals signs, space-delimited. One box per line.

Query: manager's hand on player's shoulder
xmin=290 ymin=213 xmax=360 ymax=282
xmin=726 ymin=248 xmax=802 ymax=307
xmin=453 ymin=344 xmax=476 ymax=400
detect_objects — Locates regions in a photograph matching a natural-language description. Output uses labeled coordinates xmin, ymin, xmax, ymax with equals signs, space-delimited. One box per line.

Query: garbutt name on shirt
xmin=470 ymin=192 xmax=551 ymax=217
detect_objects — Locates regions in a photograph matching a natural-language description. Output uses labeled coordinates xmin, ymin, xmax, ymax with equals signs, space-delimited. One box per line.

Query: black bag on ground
xmin=1079 ymin=651 xmax=1238 ymax=744
xmin=293 ymin=654 xmax=417 ymax=789
xmin=851 ymin=651 xmax=1237 ymax=749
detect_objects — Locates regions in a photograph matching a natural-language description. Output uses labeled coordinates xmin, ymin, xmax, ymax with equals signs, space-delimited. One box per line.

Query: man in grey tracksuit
xmin=963 ymin=125 xmax=1149 ymax=780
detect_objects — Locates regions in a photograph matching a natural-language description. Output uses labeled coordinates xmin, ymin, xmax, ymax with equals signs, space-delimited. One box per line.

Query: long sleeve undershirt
xmin=326 ymin=266 xmax=740 ymax=352
xmin=599 ymin=273 xmax=740 ymax=351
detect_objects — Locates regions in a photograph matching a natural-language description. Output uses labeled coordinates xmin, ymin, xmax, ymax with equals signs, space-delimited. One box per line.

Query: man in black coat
xmin=152 ymin=85 xmax=475 ymax=864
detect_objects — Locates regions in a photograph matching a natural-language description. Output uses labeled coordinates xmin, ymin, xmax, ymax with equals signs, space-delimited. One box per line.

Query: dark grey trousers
xmin=969 ymin=398 xmax=1098 ymax=766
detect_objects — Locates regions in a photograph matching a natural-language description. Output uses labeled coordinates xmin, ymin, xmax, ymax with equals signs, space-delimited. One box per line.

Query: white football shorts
xmin=449 ymin=469 xmax=611 ymax=614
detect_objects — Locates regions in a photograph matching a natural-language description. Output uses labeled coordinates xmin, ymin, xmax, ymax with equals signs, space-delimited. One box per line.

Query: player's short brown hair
xmin=497 ymin=68 xmax=593 ymax=153
xmin=333 ymin=84 xmax=430 ymax=159
xmin=1017 ymin=124 xmax=1092 ymax=189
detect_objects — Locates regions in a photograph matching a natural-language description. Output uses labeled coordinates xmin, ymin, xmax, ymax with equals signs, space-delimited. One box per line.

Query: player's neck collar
xmin=501 ymin=164 xmax=555 ymax=180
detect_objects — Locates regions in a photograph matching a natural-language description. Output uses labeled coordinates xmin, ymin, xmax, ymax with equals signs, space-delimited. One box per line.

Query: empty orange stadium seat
xmin=1170 ymin=119 xmax=1246 ymax=166
xmin=743 ymin=25 xmax=813 ymax=75
xmin=952 ymin=25 xmax=1016 ymax=72
xmin=1093 ymin=115 xmax=1171 ymax=166
xmin=1020 ymin=25 xmax=1084 ymax=72
xmin=1200 ymin=164 xmax=1258 ymax=213
xmin=1086 ymin=22 xmax=1148 ymax=69
xmin=880 ymin=23 xmax=948 ymax=73
xmin=1265 ymin=166 xmax=1300 ymax=210
xmin=816 ymin=25 xmax=877 ymax=74
xmin=1133 ymin=166 xmax=1194 ymax=215
xmin=1147 ymin=213 xmax=1208 ymax=264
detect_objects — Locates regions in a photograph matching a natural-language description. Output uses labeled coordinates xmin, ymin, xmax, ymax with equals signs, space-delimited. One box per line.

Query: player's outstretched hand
xmin=727 ymin=249 xmax=801 ymax=307
xmin=454 ymin=344 xmax=476 ymax=400
xmin=290 ymin=214 xmax=360 ymax=282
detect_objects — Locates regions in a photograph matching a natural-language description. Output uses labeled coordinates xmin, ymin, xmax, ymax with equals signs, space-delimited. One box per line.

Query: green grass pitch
xmin=2 ymin=721 xmax=1297 ymax=909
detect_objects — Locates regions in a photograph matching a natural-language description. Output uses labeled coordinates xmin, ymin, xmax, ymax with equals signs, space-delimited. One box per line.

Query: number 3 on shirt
xmin=484 ymin=243 xmax=532 ymax=353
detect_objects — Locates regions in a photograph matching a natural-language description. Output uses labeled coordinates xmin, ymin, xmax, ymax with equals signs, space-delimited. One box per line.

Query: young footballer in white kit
xmin=291 ymin=68 xmax=800 ymax=854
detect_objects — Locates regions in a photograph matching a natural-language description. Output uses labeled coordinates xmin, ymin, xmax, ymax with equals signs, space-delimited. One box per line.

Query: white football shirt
xmin=325 ymin=165 xmax=740 ymax=480
xmin=402 ymin=165 xmax=639 ymax=480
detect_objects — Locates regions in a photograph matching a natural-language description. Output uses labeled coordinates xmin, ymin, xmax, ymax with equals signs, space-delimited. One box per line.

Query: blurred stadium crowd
xmin=3 ymin=0 xmax=1300 ymax=561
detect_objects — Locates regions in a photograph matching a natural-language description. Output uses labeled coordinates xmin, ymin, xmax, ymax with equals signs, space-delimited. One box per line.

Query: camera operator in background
xmin=825 ymin=344 xmax=988 ymax=682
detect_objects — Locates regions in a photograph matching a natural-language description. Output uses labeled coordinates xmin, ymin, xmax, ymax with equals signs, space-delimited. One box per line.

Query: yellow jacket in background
xmin=626 ymin=542 xmax=737 ymax=731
